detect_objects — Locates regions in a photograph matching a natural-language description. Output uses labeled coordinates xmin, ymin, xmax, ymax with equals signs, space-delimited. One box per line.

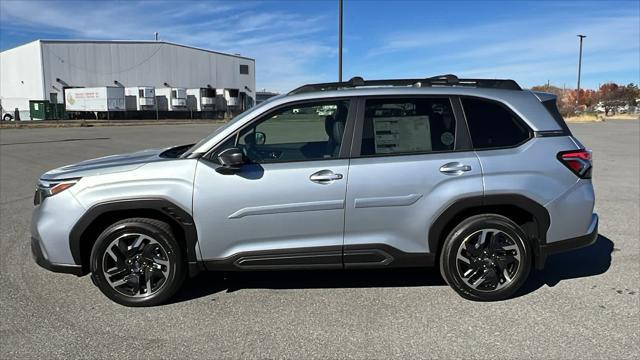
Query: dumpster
xmin=29 ymin=100 xmax=67 ymax=120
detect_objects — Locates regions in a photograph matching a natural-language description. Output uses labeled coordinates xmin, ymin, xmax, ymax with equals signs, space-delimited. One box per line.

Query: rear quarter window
xmin=461 ymin=98 xmax=531 ymax=149
xmin=542 ymin=99 xmax=572 ymax=135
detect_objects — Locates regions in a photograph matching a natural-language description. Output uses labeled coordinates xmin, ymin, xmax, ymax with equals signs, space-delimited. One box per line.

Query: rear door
xmin=343 ymin=96 xmax=484 ymax=267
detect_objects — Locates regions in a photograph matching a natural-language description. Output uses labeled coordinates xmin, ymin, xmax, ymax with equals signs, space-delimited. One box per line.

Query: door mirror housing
xmin=216 ymin=147 xmax=245 ymax=172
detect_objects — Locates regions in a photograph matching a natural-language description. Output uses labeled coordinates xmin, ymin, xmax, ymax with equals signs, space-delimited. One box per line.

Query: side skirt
xmin=203 ymin=244 xmax=435 ymax=271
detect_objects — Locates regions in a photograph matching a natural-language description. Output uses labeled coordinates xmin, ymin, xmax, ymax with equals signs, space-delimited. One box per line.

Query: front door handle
xmin=310 ymin=170 xmax=343 ymax=184
xmin=440 ymin=162 xmax=472 ymax=175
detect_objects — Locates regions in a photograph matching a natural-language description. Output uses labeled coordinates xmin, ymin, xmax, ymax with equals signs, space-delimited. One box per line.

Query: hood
xmin=40 ymin=144 xmax=193 ymax=181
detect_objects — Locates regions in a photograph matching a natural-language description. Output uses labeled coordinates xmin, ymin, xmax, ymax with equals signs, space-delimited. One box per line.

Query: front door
xmin=343 ymin=96 xmax=483 ymax=267
xmin=193 ymin=99 xmax=354 ymax=269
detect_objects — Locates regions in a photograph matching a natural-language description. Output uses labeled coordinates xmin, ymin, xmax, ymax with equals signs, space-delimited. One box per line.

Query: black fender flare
xmin=69 ymin=198 xmax=200 ymax=275
xmin=428 ymin=194 xmax=551 ymax=255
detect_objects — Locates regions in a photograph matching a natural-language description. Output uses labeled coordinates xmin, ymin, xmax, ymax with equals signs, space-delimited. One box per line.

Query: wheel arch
xmin=428 ymin=194 xmax=550 ymax=263
xmin=69 ymin=198 xmax=201 ymax=276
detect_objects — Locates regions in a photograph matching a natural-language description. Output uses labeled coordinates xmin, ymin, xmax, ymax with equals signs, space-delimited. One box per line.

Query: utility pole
xmin=338 ymin=0 xmax=343 ymax=82
xmin=576 ymin=34 xmax=586 ymax=105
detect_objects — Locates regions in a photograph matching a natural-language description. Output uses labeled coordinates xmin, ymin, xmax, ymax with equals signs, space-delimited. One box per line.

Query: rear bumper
xmin=535 ymin=213 xmax=598 ymax=269
xmin=31 ymin=237 xmax=84 ymax=276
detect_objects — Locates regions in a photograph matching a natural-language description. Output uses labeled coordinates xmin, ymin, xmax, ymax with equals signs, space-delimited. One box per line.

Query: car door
xmin=343 ymin=96 xmax=484 ymax=267
xmin=193 ymin=98 xmax=355 ymax=269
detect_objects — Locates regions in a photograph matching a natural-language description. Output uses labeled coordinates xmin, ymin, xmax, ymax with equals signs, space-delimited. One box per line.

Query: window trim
xmin=239 ymin=64 xmax=250 ymax=75
xmin=203 ymin=97 xmax=358 ymax=164
xmin=459 ymin=95 xmax=534 ymax=151
xmin=349 ymin=95 xmax=473 ymax=159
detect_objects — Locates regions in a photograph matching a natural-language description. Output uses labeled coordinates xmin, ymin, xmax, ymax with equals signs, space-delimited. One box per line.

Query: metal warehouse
xmin=0 ymin=40 xmax=256 ymax=119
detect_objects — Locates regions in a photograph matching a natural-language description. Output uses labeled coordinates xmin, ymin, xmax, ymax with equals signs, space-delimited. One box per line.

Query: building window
xmin=240 ymin=64 xmax=249 ymax=75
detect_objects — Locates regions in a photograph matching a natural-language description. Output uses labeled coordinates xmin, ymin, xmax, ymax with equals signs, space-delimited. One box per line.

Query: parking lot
xmin=1 ymin=120 xmax=638 ymax=359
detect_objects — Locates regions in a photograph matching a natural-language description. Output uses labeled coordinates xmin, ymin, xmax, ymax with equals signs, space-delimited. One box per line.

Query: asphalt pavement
xmin=0 ymin=120 xmax=638 ymax=359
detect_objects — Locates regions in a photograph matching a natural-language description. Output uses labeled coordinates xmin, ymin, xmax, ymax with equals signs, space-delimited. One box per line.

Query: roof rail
xmin=288 ymin=74 xmax=522 ymax=95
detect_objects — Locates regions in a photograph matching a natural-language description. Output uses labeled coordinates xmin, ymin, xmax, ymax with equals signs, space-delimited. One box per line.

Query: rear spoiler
xmin=531 ymin=92 xmax=572 ymax=136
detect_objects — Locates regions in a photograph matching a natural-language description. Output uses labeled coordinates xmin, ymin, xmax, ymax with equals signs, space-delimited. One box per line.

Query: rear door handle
xmin=310 ymin=170 xmax=343 ymax=184
xmin=439 ymin=162 xmax=472 ymax=175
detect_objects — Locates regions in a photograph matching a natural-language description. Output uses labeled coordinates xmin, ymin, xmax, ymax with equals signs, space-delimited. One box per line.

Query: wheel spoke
xmin=106 ymin=267 xmax=128 ymax=277
xmin=144 ymin=268 xmax=153 ymax=294
xmin=502 ymin=244 xmax=518 ymax=251
xmin=153 ymin=257 xmax=169 ymax=268
xmin=106 ymin=247 xmax=122 ymax=263
xmin=456 ymin=252 xmax=471 ymax=264
xmin=473 ymin=268 xmax=498 ymax=289
xmin=131 ymin=235 xmax=146 ymax=250
xmin=495 ymin=254 xmax=517 ymax=269
xmin=108 ymin=277 xmax=127 ymax=287
xmin=117 ymin=238 xmax=130 ymax=257
xmin=465 ymin=240 xmax=483 ymax=258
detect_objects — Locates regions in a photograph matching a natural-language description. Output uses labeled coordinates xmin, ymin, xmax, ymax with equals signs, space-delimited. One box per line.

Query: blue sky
xmin=1 ymin=0 xmax=638 ymax=92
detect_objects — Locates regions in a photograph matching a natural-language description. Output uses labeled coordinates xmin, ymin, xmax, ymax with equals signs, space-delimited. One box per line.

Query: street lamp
xmin=576 ymin=34 xmax=586 ymax=106
xmin=338 ymin=0 xmax=343 ymax=82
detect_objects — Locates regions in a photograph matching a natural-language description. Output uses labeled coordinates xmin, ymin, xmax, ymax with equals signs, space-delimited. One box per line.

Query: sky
xmin=1 ymin=0 xmax=638 ymax=93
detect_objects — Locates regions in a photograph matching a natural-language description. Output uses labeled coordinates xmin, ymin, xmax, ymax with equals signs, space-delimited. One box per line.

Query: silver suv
xmin=31 ymin=75 xmax=598 ymax=306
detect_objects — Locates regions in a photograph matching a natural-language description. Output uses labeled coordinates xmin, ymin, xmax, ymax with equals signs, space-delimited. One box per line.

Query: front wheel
xmin=439 ymin=214 xmax=531 ymax=301
xmin=90 ymin=218 xmax=185 ymax=306
xmin=2 ymin=114 xmax=13 ymax=121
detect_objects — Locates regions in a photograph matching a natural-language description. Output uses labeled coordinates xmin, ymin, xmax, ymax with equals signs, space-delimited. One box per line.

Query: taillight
xmin=557 ymin=149 xmax=592 ymax=179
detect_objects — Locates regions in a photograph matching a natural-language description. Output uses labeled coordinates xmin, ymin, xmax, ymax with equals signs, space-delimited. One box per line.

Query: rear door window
xmin=360 ymin=98 xmax=456 ymax=156
xmin=461 ymin=98 xmax=530 ymax=149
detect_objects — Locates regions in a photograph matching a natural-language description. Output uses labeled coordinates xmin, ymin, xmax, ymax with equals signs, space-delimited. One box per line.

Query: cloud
xmin=363 ymin=10 xmax=639 ymax=89
xmin=0 ymin=0 xmax=334 ymax=92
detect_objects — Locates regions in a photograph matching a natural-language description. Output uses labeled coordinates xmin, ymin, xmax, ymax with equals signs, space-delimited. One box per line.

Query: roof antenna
xmin=154 ymin=32 xmax=159 ymax=41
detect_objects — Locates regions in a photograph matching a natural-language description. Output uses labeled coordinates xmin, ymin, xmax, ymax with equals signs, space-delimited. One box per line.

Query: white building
xmin=0 ymin=40 xmax=256 ymax=118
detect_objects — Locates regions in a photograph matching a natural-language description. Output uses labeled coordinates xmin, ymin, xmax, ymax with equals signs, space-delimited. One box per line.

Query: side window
xmin=239 ymin=64 xmax=249 ymax=75
xmin=461 ymin=98 xmax=530 ymax=149
xmin=360 ymin=98 xmax=456 ymax=156
xmin=236 ymin=100 xmax=350 ymax=163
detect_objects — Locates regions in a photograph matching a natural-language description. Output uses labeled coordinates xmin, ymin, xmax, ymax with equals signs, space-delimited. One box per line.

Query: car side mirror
xmin=216 ymin=147 xmax=245 ymax=172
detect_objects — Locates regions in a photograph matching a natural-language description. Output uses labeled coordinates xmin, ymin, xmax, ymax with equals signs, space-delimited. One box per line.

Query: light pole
xmin=576 ymin=34 xmax=586 ymax=105
xmin=338 ymin=0 xmax=343 ymax=82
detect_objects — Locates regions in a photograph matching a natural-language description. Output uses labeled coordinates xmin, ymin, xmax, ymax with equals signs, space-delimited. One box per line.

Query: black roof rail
xmin=288 ymin=74 xmax=522 ymax=95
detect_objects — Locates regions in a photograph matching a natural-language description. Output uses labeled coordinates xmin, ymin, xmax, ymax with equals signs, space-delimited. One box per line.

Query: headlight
xmin=34 ymin=178 xmax=80 ymax=205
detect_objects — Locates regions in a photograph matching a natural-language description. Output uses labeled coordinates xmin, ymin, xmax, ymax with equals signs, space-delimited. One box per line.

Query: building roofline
xmin=1 ymin=39 xmax=255 ymax=61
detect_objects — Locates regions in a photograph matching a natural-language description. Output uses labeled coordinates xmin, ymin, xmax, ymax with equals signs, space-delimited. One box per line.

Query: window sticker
xmin=373 ymin=116 xmax=432 ymax=153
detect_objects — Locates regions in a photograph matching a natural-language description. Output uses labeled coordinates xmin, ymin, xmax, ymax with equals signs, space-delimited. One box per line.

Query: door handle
xmin=310 ymin=170 xmax=343 ymax=184
xmin=439 ymin=162 xmax=472 ymax=175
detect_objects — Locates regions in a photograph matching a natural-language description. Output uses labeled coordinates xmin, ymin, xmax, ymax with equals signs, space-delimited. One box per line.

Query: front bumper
xmin=31 ymin=236 xmax=84 ymax=276
xmin=535 ymin=213 xmax=599 ymax=269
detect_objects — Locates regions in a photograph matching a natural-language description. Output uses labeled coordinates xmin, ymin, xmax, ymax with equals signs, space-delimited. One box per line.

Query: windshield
xmin=181 ymin=94 xmax=284 ymax=158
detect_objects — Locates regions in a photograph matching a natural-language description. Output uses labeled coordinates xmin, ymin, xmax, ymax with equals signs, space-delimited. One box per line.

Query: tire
xmin=3 ymin=114 xmax=12 ymax=121
xmin=90 ymin=218 xmax=185 ymax=307
xmin=439 ymin=214 xmax=531 ymax=301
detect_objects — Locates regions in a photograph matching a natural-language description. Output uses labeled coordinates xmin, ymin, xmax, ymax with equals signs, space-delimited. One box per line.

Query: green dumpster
xmin=29 ymin=100 xmax=67 ymax=120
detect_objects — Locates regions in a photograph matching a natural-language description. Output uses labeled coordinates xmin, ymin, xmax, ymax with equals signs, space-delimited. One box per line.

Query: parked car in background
xmin=1 ymin=103 xmax=14 ymax=121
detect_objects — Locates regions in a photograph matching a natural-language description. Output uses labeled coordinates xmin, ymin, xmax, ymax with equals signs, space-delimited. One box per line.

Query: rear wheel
xmin=439 ymin=214 xmax=531 ymax=301
xmin=90 ymin=218 xmax=185 ymax=306
xmin=3 ymin=114 xmax=13 ymax=121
